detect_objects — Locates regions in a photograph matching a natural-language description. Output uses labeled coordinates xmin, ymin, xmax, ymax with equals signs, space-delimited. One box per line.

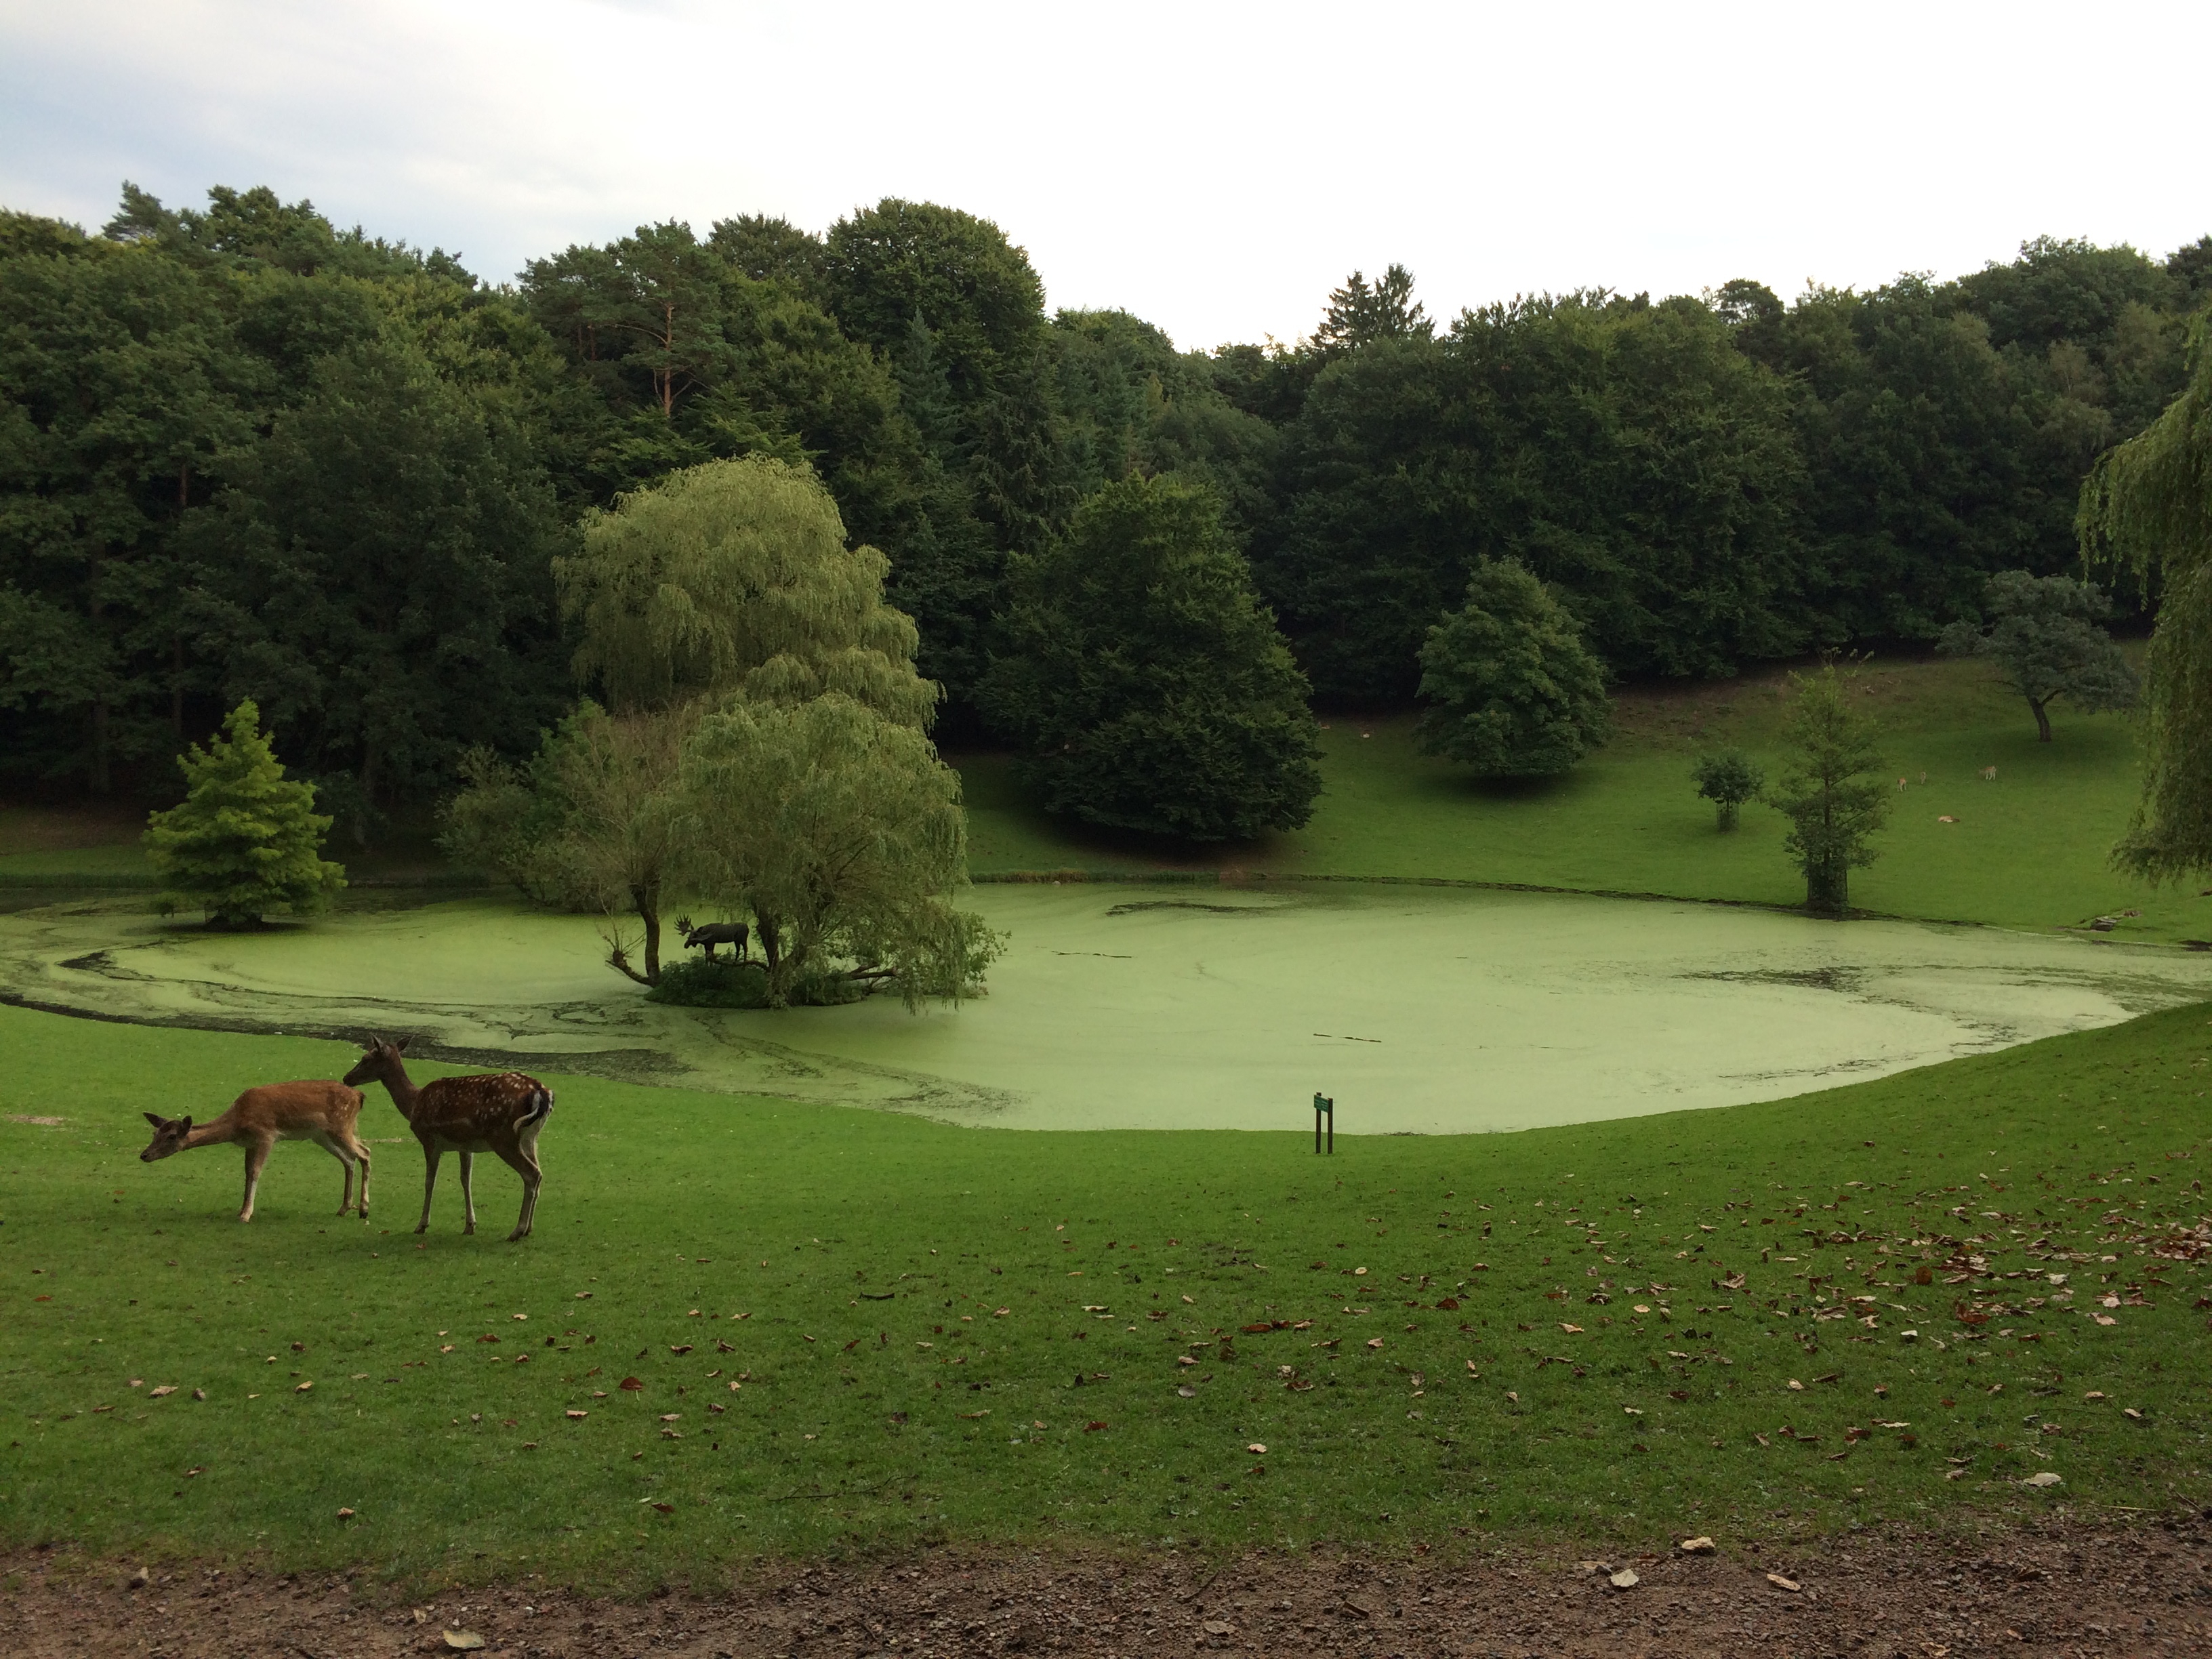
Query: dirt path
xmin=6 ymin=1521 xmax=2210 ymax=1658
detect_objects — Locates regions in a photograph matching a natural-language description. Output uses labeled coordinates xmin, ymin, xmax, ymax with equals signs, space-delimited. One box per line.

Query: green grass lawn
xmin=5 ymin=998 xmax=2208 ymax=1589
xmin=957 ymin=653 xmax=2209 ymax=943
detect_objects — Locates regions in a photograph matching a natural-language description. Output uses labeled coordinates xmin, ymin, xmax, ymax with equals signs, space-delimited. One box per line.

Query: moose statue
xmin=677 ymin=916 xmax=750 ymax=962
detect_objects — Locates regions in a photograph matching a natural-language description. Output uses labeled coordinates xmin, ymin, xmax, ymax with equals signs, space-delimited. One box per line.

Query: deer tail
xmin=514 ymin=1086 xmax=554 ymax=1132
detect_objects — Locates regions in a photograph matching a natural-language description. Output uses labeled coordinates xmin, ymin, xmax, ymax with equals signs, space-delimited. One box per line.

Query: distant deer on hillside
xmin=138 ymin=1082 xmax=371 ymax=1222
xmin=344 ymin=1036 xmax=552 ymax=1242
xmin=677 ymin=916 xmax=749 ymax=961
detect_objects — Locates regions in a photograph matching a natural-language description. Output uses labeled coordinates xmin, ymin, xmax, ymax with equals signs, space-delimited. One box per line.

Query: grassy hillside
xmin=5 ymin=998 xmax=2207 ymax=1586
xmin=960 ymin=653 xmax=2206 ymax=942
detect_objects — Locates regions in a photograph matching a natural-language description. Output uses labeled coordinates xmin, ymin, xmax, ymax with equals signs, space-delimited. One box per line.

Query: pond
xmin=5 ymin=882 xmax=2207 ymax=1133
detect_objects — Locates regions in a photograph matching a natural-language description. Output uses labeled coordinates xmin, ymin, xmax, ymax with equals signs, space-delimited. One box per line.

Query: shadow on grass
xmin=946 ymin=750 xmax=1298 ymax=874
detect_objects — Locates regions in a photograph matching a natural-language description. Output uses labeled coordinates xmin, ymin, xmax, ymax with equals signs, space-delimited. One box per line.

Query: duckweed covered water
xmin=4 ymin=883 xmax=2207 ymax=1133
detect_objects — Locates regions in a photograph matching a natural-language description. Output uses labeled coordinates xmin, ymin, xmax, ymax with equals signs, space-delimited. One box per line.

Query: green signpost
xmin=1314 ymin=1092 xmax=1334 ymax=1154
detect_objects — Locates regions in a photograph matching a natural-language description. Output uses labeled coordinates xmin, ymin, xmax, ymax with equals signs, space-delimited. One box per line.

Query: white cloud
xmin=2 ymin=0 xmax=2205 ymax=348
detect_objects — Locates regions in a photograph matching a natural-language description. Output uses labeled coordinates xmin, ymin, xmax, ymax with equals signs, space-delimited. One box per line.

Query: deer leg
xmin=349 ymin=1134 xmax=371 ymax=1220
xmin=458 ymin=1151 xmax=478 ymax=1235
xmin=240 ymin=1136 xmax=274 ymax=1222
xmin=492 ymin=1144 xmax=542 ymax=1242
xmin=417 ymin=1144 xmax=442 ymax=1234
xmin=312 ymin=1131 xmax=354 ymax=1215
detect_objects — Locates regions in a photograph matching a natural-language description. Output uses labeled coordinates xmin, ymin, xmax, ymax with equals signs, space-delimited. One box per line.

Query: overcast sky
xmin=3 ymin=1 xmax=2207 ymax=351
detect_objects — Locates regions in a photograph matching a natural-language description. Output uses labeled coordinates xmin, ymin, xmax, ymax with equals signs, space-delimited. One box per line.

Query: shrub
xmin=1692 ymin=749 xmax=1765 ymax=830
xmin=644 ymin=956 xmax=771 ymax=1008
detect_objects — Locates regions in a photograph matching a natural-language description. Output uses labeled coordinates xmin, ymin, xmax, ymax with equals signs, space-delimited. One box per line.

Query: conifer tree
xmin=144 ymin=699 xmax=344 ymax=927
xmin=1769 ymin=664 xmax=1887 ymax=914
xmin=1415 ymin=558 xmax=1612 ymax=776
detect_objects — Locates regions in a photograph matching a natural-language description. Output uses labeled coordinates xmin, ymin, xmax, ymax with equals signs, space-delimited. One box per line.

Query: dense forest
xmin=2 ymin=182 xmax=2207 ymax=834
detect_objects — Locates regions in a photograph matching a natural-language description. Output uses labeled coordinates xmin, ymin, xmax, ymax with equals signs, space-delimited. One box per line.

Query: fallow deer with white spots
xmin=344 ymin=1036 xmax=553 ymax=1242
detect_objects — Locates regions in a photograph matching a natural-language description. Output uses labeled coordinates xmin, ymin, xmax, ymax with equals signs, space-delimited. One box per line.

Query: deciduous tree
xmin=1937 ymin=569 xmax=2135 ymax=741
xmin=981 ymin=475 xmax=1321 ymax=841
xmin=1692 ymin=748 xmax=1765 ymax=830
xmin=554 ymin=455 xmax=937 ymax=726
xmin=441 ymin=700 xmax=691 ymax=985
xmin=2079 ymin=317 xmax=2212 ymax=882
xmin=672 ymin=693 xmax=1002 ymax=1008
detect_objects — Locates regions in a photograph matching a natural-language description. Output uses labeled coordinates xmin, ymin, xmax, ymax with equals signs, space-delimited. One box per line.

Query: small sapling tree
xmin=144 ymin=699 xmax=344 ymax=928
xmin=1769 ymin=663 xmax=1887 ymax=914
xmin=1692 ymin=749 xmax=1764 ymax=830
xmin=1937 ymin=570 xmax=2136 ymax=742
xmin=1415 ymin=558 xmax=1612 ymax=776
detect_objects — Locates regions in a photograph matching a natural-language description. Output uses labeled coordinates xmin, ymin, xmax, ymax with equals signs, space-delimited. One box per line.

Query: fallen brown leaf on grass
xmin=565 ymin=1410 xmax=587 ymax=1420
xmin=619 ymin=1376 xmax=644 ymax=1391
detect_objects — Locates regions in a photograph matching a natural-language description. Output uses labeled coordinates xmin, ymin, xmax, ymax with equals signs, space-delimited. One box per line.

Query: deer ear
xmin=394 ymin=1035 xmax=411 ymax=1052
xmin=144 ymin=1111 xmax=166 ymax=1128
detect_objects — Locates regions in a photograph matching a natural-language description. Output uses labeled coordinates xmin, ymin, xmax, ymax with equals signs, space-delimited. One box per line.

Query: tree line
xmin=3 ymin=182 xmax=2208 ymax=842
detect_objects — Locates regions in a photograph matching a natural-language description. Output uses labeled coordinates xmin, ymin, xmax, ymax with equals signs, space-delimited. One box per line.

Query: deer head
xmin=343 ymin=1033 xmax=411 ymax=1089
xmin=140 ymin=1112 xmax=194 ymax=1162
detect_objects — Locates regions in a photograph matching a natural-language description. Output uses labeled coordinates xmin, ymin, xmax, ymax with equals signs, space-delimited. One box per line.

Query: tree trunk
xmin=89 ymin=698 xmax=111 ymax=794
xmin=1807 ymin=856 xmax=1848 ymax=916
xmin=87 ymin=550 xmax=110 ymax=794
xmin=355 ymin=746 xmax=377 ymax=849
xmin=756 ymin=912 xmax=785 ymax=1007
xmin=2030 ymin=697 xmax=2053 ymax=742
xmin=1717 ymin=800 xmax=1740 ymax=832
xmin=634 ymin=884 xmax=663 ymax=985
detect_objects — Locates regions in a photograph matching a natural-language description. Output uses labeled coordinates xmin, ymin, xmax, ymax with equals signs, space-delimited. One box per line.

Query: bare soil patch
xmin=7 ymin=1520 xmax=2210 ymax=1658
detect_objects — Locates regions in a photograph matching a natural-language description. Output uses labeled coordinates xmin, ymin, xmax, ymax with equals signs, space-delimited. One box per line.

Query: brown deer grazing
xmin=343 ymin=1036 xmax=552 ymax=1242
xmin=138 ymin=1082 xmax=371 ymax=1223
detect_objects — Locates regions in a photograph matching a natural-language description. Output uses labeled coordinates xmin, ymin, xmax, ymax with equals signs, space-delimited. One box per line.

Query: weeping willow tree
xmin=553 ymin=453 xmax=939 ymax=726
xmin=451 ymin=457 xmax=945 ymax=983
xmin=671 ymin=692 xmax=1003 ymax=1008
xmin=2078 ymin=316 xmax=2212 ymax=883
